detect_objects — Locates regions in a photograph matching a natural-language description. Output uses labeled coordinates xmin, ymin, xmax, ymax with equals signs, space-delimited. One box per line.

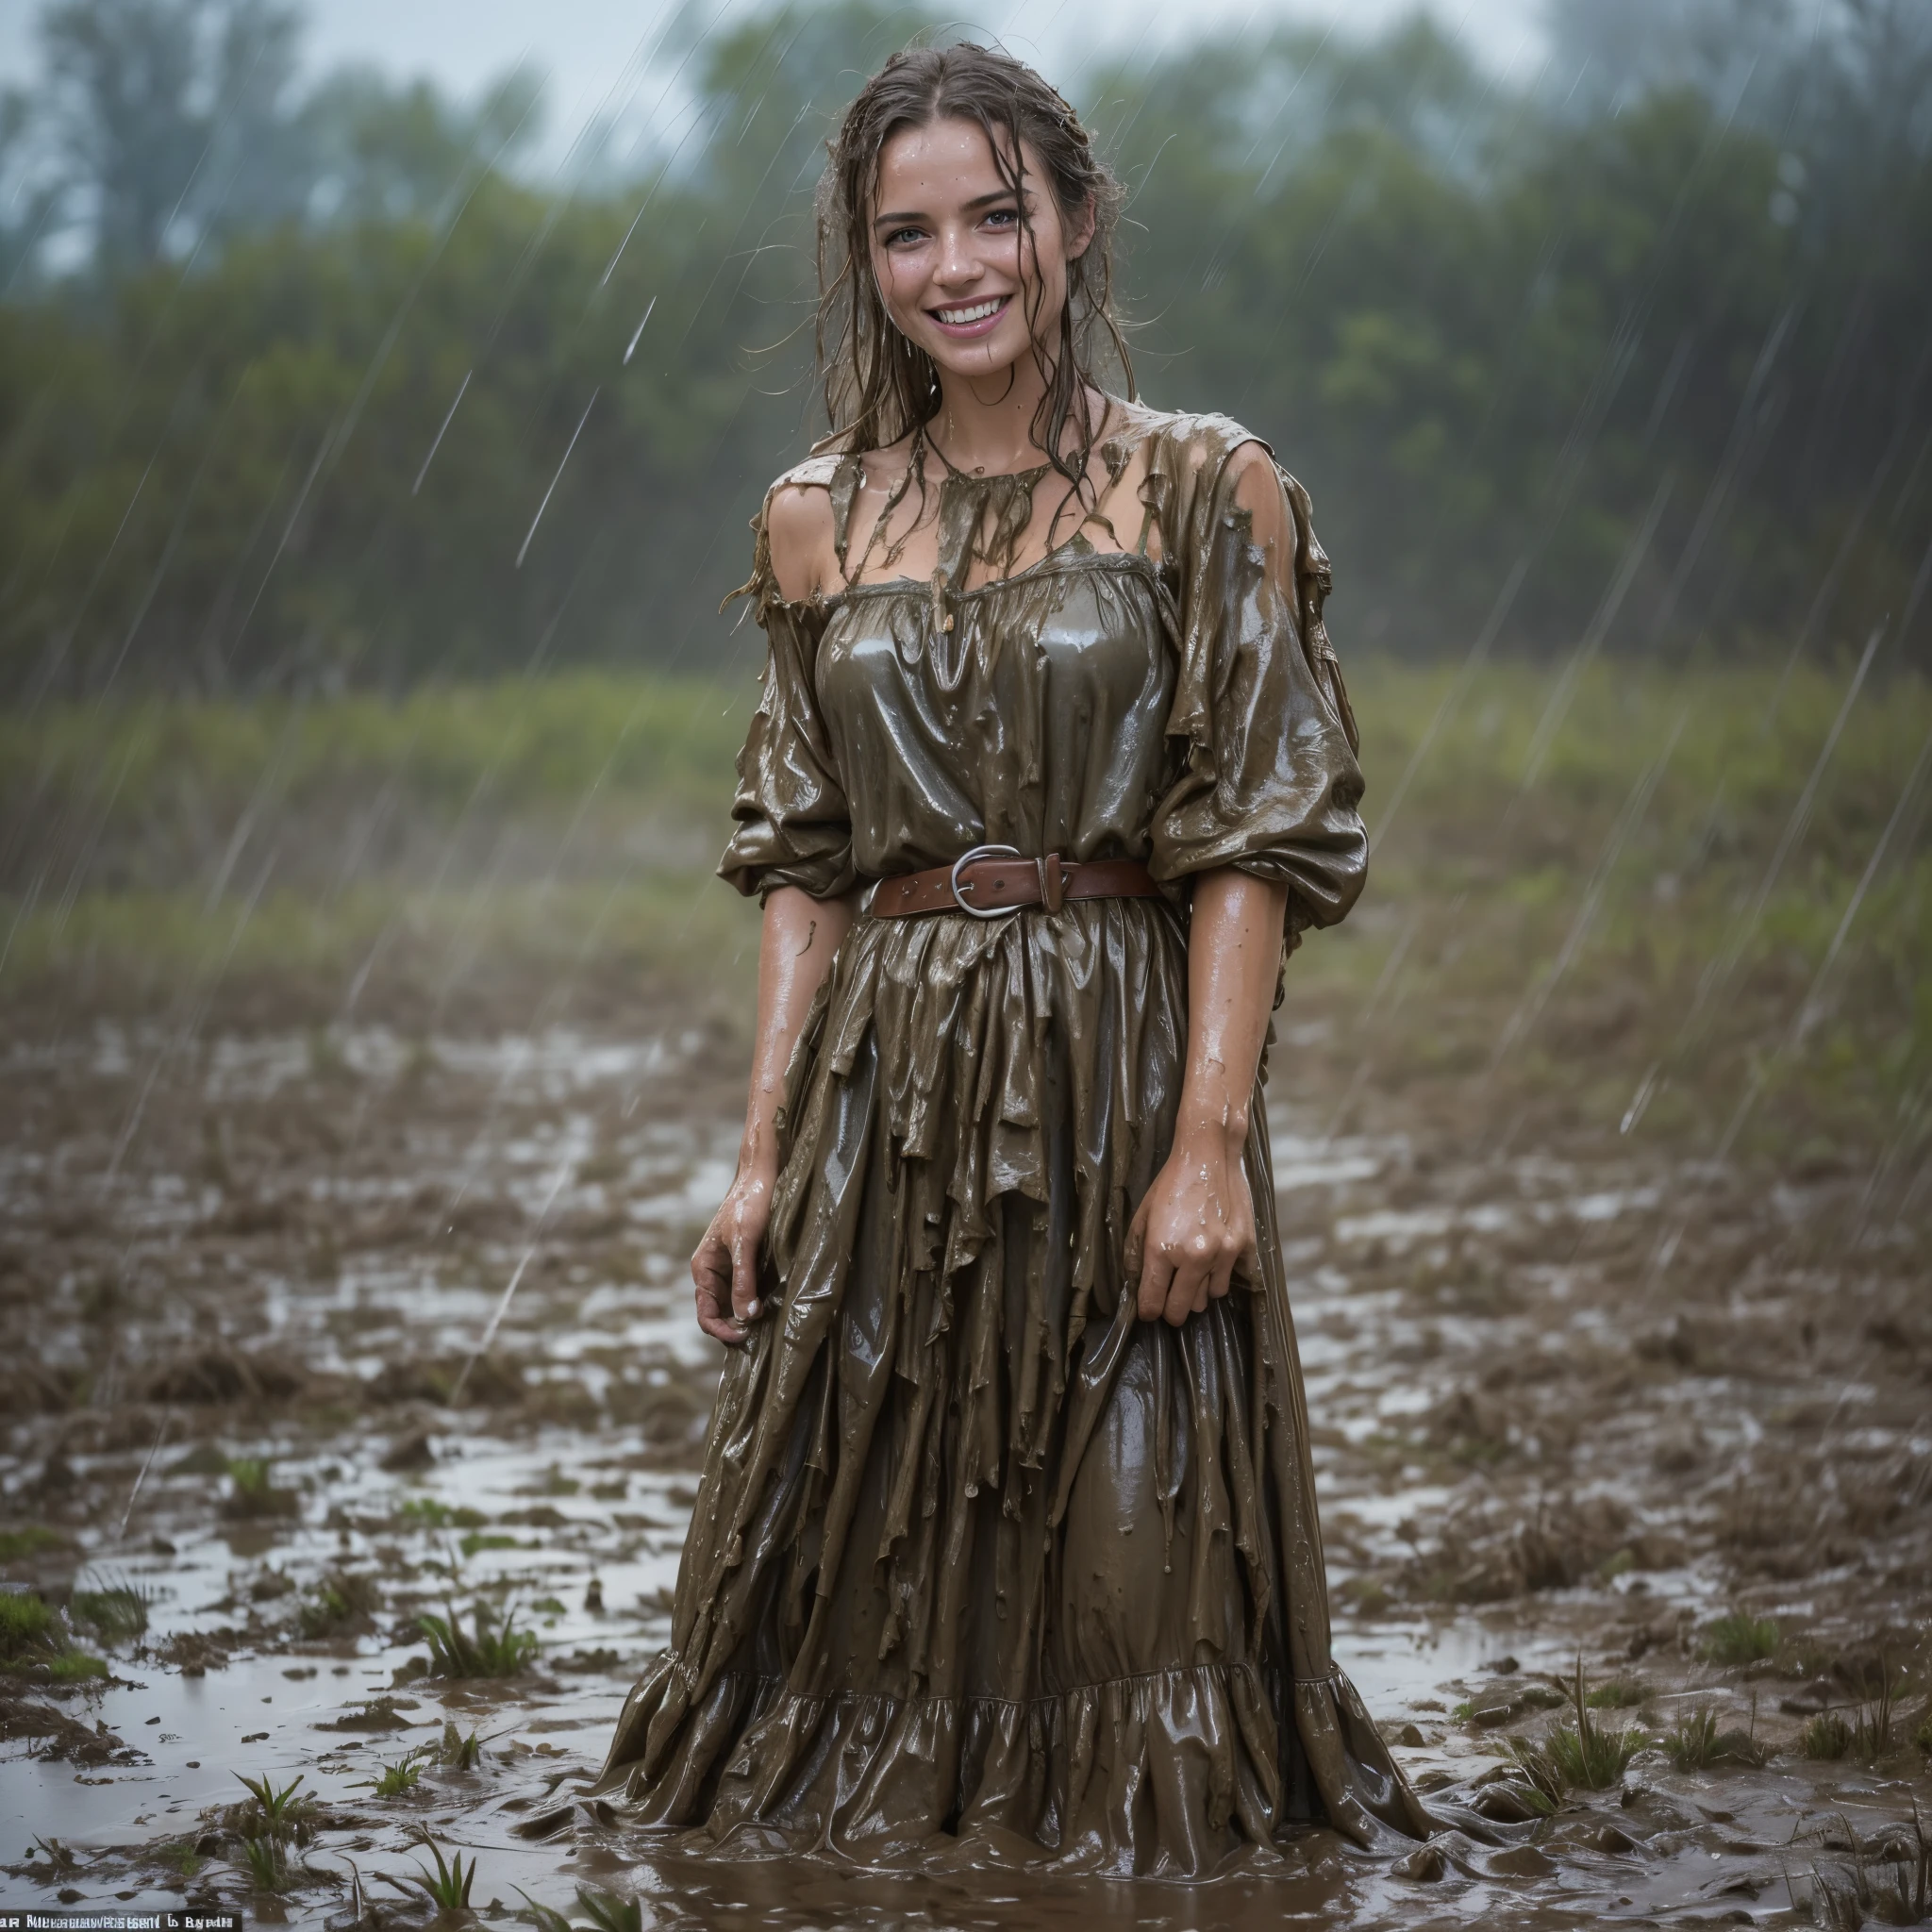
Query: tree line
xmin=1 ymin=0 xmax=1928 ymax=697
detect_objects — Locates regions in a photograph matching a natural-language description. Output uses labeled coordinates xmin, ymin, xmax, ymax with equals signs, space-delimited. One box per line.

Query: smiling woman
xmin=591 ymin=38 xmax=1437 ymax=1878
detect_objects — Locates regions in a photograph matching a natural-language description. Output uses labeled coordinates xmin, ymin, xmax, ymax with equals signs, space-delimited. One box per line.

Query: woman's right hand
xmin=691 ymin=1162 xmax=776 ymax=1346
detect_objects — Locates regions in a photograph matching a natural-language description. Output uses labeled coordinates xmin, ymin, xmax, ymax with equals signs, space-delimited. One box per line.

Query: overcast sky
xmin=0 ymin=0 xmax=1550 ymax=167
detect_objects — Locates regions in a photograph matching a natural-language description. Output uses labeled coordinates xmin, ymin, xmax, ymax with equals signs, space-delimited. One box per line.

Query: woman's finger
xmin=1136 ymin=1237 xmax=1173 ymax=1323
xmin=1164 ymin=1269 xmax=1203 ymax=1324
xmin=1233 ymin=1230 xmax=1262 ymax=1291
xmin=729 ymin=1224 xmax=761 ymax=1324
xmin=1163 ymin=1233 xmax=1213 ymax=1325
xmin=1161 ymin=1278 xmax=1192 ymax=1324
xmin=1124 ymin=1196 xmax=1149 ymax=1289
xmin=691 ymin=1226 xmax=727 ymax=1292
xmin=1207 ymin=1228 xmax=1244 ymax=1301
xmin=694 ymin=1275 xmax=745 ymax=1346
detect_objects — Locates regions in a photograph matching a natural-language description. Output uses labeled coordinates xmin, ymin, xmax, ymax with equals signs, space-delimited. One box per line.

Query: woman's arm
xmin=695 ymin=478 xmax=855 ymax=1343
xmin=692 ymin=884 xmax=858 ymax=1343
xmin=1127 ymin=868 xmax=1289 ymax=1324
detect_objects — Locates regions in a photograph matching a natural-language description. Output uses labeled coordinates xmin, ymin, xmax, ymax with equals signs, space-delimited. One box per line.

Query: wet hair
xmin=814 ymin=41 xmax=1132 ymax=492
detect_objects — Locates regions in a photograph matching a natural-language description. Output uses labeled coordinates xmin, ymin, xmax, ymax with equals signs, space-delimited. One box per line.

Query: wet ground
xmin=2 ymin=1007 xmax=1929 ymax=1928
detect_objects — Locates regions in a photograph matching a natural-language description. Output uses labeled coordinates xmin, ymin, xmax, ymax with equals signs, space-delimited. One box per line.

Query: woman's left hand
xmin=1125 ymin=1121 xmax=1261 ymax=1325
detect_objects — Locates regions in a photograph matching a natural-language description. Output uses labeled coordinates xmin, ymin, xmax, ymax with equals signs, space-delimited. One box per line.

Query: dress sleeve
xmin=1148 ymin=431 xmax=1368 ymax=939
xmin=715 ymin=487 xmax=857 ymax=904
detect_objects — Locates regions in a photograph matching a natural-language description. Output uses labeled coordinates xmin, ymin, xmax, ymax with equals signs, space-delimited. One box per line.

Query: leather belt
xmin=867 ymin=843 xmax=1161 ymax=919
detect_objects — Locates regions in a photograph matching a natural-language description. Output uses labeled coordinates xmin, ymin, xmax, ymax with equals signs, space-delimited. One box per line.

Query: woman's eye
xmin=884 ymin=225 xmax=926 ymax=248
xmin=982 ymin=207 xmax=1019 ymax=229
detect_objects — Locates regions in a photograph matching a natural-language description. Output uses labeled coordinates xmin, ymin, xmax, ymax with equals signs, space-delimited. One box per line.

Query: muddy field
xmin=2 ymin=974 xmax=1928 ymax=1930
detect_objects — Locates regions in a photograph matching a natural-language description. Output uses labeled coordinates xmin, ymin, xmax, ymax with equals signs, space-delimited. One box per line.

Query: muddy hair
xmin=813 ymin=41 xmax=1133 ymax=493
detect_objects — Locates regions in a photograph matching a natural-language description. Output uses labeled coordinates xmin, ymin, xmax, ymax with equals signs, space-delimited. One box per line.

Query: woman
xmin=594 ymin=41 xmax=1432 ymax=1875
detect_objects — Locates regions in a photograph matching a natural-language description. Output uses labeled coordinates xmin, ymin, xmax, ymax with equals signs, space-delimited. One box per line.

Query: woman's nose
xmin=934 ymin=226 xmax=983 ymax=288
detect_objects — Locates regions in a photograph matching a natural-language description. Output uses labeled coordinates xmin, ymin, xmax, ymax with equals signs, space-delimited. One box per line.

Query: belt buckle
xmin=949 ymin=842 xmax=1021 ymax=920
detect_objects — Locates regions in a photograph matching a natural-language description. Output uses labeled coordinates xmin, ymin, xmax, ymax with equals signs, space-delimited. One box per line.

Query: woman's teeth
xmin=934 ymin=298 xmax=1005 ymax=325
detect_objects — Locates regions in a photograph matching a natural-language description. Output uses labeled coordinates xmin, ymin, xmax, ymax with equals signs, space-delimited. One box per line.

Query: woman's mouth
xmin=927 ymin=294 xmax=1011 ymax=339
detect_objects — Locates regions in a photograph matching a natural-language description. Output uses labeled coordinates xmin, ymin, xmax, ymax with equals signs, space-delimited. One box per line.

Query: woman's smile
xmin=928 ymin=292 xmax=1011 ymax=337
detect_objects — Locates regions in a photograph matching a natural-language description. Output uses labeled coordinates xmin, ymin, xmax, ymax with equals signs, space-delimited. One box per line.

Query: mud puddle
xmin=3 ymin=1019 xmax=1928 ymax=1927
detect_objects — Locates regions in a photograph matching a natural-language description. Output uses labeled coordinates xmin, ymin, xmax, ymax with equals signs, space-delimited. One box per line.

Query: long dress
xmin=593 ymin=402 xmax=1434 ymax=1875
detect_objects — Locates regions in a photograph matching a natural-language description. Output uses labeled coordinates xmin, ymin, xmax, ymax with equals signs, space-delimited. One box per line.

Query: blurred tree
xmin=0 ymin=86 xmax=63 ymax=293
xmin=1542 ymin=0 xmax=1799 ymax=119
xmin=301 ymin=64 xmax=545 ymax=226
xmin=1832 ymin=0 xmax=1932 ymax=158
xmin=40 ymin=0 xmax=310 ymax=269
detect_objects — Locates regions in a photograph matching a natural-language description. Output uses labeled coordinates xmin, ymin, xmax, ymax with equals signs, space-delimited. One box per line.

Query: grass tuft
xmin=1804 ymin=1709 xmax=1851 ymax=1759
xmin=1500 ymin=1738 xmax=1564 ymax=1812
xmin=417 ymin=1599 xmax=539 ymax=1678
xmin=224 ymin=1457 xmax=299 ymax=1520
xmin=238 ymin=1836 xmax=288 ymax=1893
xmin=397 ymin=1497 xmax=487 ymax=1531
xmin=71 ymin=1583 xmax=150 ymax=1645
xmin=517 ymin=1890 xmax=575 ymax=1932
xmin=517 ymin=1887 xmax=645 ymax=1932
xmin=0 ymin=1528 xmax=69 ymax=1563
xmin=1698 ymin=1612 xmax=1779 ymax=1666
xmin=229 ymin=1772 xmax=316 ymax=1844
xmin=573 ymin=1888 xmax=645 ymax=1932
xmin=0 ymin=1591 xmax=105 ymax=1679
xmin=47 ymin=1650 xmax=109 ymax=1682
xmin=1664 ymin=1704 xmax=1770 ymax=1772
xmin=1804 ymin=1669 xmax=1904 ymax=1764
xmin=1543 ymin=1657 xmax=1645 ymax=1790
xmin=437 ymin=1721 xmax=486 ymax=1770
xmin=1851 ymin=1671 xmax=1898 ymax=1762
xmin=355 ymin=1751 xmax=425 ymax=1799
xmin=386 ymin=1837 xmax=475 ymax=1912
xmin=297 ymin=1571 xmax=380 ymax=1639
xmin=1669 ymin=1707 xmax=1716 ymax=1771
xmin=458 ymin=1530 xmax=521 ymax=1558
xmin=0 ymin=1591 xmax=58 ymax=1669
xmin=1585 ymin=1677 xmax=1649 ymax=1709
xmin=0 ymin=1591 xmax=59 ymax=1657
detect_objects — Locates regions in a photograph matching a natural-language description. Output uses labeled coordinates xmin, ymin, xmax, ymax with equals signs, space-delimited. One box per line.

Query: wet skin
xmin=691 ymin=883 xmax=857 ymax=1347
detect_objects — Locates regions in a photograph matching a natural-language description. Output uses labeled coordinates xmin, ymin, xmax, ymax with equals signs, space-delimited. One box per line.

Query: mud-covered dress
xmin=594 ymin=405 xmax=1433 ymax=1874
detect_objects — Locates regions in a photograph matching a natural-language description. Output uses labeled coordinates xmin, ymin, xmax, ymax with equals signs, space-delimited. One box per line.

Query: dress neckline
xmin=829 ymin=541 xmax=1160 ymax=607
xmin=835 ymin=410 xmax=1145 ymax=595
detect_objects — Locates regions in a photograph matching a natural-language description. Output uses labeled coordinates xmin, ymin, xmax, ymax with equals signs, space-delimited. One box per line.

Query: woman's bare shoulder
xmin=763 ymin=458 xmax=843 ymax=603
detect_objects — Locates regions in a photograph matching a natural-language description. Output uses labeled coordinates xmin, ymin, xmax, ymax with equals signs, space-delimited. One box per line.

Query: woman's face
xmin=868 ymin=115 xmax=1092 ymax=388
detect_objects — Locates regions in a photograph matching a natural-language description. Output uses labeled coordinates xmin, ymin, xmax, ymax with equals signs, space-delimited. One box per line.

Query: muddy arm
xmin=1127 ymin=867 xmax=1289 ymax=1324
xmin=692 ymin=883 xmax=858 ymax=1345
